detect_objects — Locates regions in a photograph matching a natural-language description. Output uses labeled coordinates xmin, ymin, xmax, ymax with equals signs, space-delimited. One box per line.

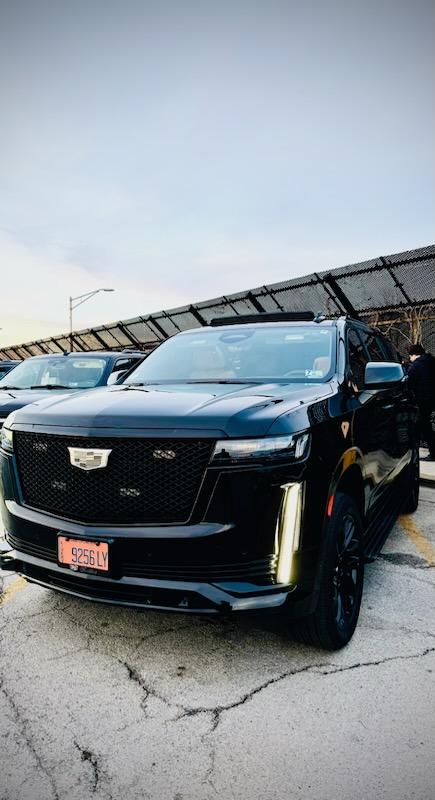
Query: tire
xmin=287 ymin=492 xmax=364 ymax=650
xmin=402 ymin=447 xmax=420 ymax=514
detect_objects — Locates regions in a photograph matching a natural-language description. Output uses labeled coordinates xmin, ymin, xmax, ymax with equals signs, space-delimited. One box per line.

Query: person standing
xmin=408 ymin=343 xmax=435 ymax=460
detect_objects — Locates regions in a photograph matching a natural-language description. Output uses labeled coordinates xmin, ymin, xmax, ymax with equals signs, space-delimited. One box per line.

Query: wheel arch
xmin=328 ymin=448 xmax=365 ymax=522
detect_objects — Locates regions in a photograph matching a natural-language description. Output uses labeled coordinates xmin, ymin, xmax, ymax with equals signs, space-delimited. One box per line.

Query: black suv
xmin=0 ymin=350 xmax=144 ymax=429
xmin=0 ymin=314 xmax=419 ymax=649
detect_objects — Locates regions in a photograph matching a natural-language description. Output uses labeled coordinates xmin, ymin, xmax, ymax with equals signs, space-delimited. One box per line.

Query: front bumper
xmin=0 ymin=440 xmax=322 ymax=617
xmin=0 ymin=545 xmax=292 ymax=613
xmin=0 ymin=498 xmax=319 ymax=616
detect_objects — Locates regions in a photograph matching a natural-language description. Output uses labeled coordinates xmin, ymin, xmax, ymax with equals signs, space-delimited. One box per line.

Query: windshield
xmin=125 ymin=326 xmax=336 ymax=384
xmin=0 ymin=357 xmax=107 ymax=390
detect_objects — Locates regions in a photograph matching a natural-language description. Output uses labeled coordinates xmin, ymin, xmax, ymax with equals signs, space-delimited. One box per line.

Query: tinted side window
xmin=111 ymin=357 xmax=140 ymax=375
xmin=379 ymin=337 xmax=400 ymax=363
xmin=347 ymin=329 xmax=369 ymax=389
xmin=359 ymin=331 xmax=385 ymax=362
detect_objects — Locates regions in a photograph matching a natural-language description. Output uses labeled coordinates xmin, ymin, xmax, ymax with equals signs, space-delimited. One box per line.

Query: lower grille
xmin=14 ymin=432 xmax=213 ymax=524
xmin=121 ymin=557 xmax=277 ymax=582
xmin=7 ymin=532 xmax=277 ymax=584
xmin=7 ymin=533 xmax=55 ymax=563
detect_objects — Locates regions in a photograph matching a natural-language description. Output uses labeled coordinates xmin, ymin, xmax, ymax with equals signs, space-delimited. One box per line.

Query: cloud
xmin=0 ymin=0 xmax=433 ymax=349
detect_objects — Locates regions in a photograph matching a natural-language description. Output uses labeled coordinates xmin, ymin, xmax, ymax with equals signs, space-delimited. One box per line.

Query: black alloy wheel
xmin=287 ymin=492 xmax=364 ymax=650
xmin=332 ymin=511 xmax=363 ymax=632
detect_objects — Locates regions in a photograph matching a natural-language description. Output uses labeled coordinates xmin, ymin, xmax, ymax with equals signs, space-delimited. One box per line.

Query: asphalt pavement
xmin=420 ymin=449 xmax=435 ymax=483
xmin=1 ymin=487 xmax=434 ymax=800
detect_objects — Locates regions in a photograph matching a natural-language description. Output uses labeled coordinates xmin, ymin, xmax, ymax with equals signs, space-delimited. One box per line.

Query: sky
xmin=0 ymin=0 xmax=434 ymax=348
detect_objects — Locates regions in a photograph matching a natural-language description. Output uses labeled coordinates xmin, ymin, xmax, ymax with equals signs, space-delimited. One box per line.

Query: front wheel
xmin=287 ymin=492 xmax=364 ymax=650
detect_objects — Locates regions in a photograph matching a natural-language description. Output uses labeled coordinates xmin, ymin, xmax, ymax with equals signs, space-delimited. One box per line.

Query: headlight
xmin=0 ymin=426 xmax=14 ymax=453
xmin=211 ymin=432 xmax=310 ymax=464
xmin=0 ymin=411 xmax=17 ymax=453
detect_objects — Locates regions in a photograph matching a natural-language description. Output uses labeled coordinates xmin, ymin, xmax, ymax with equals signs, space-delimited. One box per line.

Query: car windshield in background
xmin=0 ymin=357 xmax=107 ymax=390
xmin=125 ymin=326 xmax=336 ymax=384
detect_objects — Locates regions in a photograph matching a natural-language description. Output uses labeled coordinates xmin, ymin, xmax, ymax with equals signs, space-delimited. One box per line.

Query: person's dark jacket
xmin=408 ymin=353 xmax=435 ymax=410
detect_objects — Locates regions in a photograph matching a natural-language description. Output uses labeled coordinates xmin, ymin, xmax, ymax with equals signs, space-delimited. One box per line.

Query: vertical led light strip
xmin=276 ymin=482 xmax=303 ymax=585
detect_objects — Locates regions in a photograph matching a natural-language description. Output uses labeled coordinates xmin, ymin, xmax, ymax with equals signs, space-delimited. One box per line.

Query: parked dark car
xmin=0 ymin=350 xmax=144 ymax=428
xmin=0 ymin=360 xmax=20 ymax=378
xmin=0 ymin=314 xmax=419 ymax=649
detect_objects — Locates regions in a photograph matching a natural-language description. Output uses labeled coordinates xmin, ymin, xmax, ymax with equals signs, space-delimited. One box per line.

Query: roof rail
xmin=210 ymin=312 xmax=315 ymax=326
xmin=121 ymin=347 xmax=143 ymax=353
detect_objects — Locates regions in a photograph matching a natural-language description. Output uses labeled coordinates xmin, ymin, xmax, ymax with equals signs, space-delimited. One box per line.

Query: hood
xmin=11 ymin=382 xmax=334 ymax=438
xmin=0 ymin=389 xmax=77 ymax=420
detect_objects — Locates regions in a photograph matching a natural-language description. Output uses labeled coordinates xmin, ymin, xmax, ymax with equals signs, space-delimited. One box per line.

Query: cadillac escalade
xmin=0 ymin=313 xmax=419 ymax=649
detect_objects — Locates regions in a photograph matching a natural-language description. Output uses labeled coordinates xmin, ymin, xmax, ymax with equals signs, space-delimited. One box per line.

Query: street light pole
xmin=69 ymin=289 xmax=114 ymax=352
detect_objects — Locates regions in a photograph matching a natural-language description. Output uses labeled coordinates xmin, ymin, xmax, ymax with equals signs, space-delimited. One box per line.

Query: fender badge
xmin=341 ymin=421 xmax=350 ymax=438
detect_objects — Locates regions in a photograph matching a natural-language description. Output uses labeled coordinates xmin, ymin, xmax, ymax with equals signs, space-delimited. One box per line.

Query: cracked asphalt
xmin=1 ymin=487 xmax=434 ymax=800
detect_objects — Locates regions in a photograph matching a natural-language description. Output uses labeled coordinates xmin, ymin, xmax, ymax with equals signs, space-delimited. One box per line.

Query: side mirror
xmin=107 ymin=370 xmax=128 ymax=386
xmin=364 ymin=361 xmax=405 ymax=389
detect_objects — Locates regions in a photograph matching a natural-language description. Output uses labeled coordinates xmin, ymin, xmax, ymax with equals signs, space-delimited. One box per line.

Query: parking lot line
xmin=399 ymin=515 xmax=435 ymax=567
xmin=0 ymin=576 xmax=27 ymax=606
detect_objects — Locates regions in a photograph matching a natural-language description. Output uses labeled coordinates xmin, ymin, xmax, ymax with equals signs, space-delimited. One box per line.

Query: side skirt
xmin=363 ymin=467 xmax=411 ymax=561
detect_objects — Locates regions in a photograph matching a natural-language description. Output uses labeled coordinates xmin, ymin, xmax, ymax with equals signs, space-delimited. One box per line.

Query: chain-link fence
xmin=1 ymin=244 xmax=434 ymax=360
xmin=362 ymin=306 xmax=435 ymax=357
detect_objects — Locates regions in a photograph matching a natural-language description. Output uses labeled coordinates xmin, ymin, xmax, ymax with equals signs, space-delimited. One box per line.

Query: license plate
xmin=58 ymin=536 xmax=109 ymax=573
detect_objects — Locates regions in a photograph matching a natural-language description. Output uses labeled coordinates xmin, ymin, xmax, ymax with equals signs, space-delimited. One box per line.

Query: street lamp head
xmin=69 ymin=288 xmax=115 ymax=352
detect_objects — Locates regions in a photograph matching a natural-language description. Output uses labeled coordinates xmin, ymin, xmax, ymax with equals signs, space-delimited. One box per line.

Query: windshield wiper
xmin=0 ymin=386 xmax=24 ymax=390
xmin=184 ymin=379 xmax=259 ymax=385
xmin=29 ymin=384 xmax=72 ymax=390
xmin=122 ymin=379 xmax=259 ymax=387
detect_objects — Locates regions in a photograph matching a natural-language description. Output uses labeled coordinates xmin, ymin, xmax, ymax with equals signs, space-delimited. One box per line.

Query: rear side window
xmin=111 ymin=357 xmax=140 ymax=375
xmin=360 ymin=331 xmax=385 ymax=362
xmin=379 ymin=337 xmax=401 ymax=363
xmin=106 ymin=357 xmax=142 ymax=385
xmin=358 ymin=329 xmax=400 ymax=363
xmin=347 ymin=329 xmax=369 ymax=389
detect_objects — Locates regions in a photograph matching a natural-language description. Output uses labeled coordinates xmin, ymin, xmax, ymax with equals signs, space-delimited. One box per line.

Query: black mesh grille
xmin=14 ymin=432 xmax=213 ymax=523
